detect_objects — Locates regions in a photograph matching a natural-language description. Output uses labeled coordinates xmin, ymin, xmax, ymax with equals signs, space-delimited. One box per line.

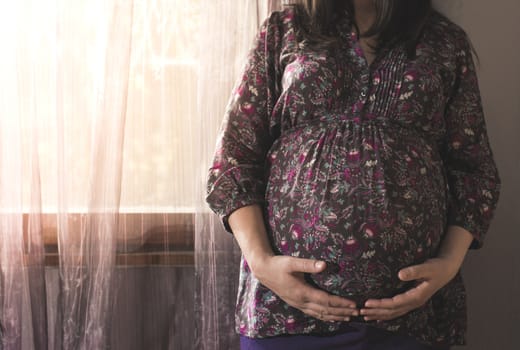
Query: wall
xmin=434 ymin=1 xmax=520 ymax=349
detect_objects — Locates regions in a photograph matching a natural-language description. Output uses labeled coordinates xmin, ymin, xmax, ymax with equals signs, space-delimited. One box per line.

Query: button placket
xmin=357 ymin=69 xmax=375 ymax=118
xmin=360 ymin=71 xmax=370 ymax=102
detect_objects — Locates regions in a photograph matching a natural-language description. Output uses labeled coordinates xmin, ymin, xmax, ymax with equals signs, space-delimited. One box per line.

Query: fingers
xmin=362 ymin=259 xmax=455 ymax=322
xmin=283 ymin=282 xmax=359 ymax=321
xmin=282 ymin=259 xmax=446 ymax=322
xmin=268 ymin=256 xmax=361 ymax=321
xmin=299 ymin=293 xmax=359 ymax=321
xmin=361 ymin=282 xmax=433 ymax=321
xmin=301 ymin=304 xmax=358 ymax=322
xmin=360 ymin=305 xmax=409 ymax=321
xmin=299 ymin=295 xmax=359 ymax=321
xmin=398 ymin=262 xmax=432 ymax=281
xmin=364 ymin=283 xmax=424 ymax=308
xmin=287 ymin=257 xmax=326 ymax=274
xmin=305 ymin=287 xmax=357 ymax=309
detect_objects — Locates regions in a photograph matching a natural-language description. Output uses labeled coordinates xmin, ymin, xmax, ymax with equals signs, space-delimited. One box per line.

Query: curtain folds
xmin=1 ymin=1 xmax=196 ymax=349
xmin=0 ymin=1 xmax=135 ymax=349
xmin=54 ymin=2 xmax=134 ymax=348
xmin=0 ymin=0 xmax=284 ymax=349
xmin=194 ymin=1 xmax=283 ymax=349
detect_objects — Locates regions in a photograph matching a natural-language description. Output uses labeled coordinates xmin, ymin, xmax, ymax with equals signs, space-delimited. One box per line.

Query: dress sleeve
xmin=205 ymin=12 xmax=282 ymax=233
xmin=442 ymin=32 xmax=501 ymax=249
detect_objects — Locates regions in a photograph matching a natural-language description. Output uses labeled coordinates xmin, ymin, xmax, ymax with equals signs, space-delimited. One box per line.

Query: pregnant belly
xmin=264 ymin=123 xmax=448 ymax=305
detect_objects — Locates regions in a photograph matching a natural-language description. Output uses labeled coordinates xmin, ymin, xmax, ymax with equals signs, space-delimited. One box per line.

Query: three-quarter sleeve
xmin=206 ymin=12 xmax=282 ymax=232
xmin=442 ymin=32 xmax=501 ymax=249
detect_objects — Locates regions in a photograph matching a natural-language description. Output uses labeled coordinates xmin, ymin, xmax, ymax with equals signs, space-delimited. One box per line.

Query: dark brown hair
xmin=287 ymin=0 xmax=433 ymax=56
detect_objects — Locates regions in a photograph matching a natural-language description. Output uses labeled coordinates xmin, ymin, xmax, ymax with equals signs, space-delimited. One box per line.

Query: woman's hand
xmin=359 ymin=257 xmax=460 ymax=321
xmin=251 ymin=255 xmax=360 ymax=322
xmin=360 ymin=225 xmax=474 ymax=321
xmin=228 ymin=205 xmax=359 ymax=322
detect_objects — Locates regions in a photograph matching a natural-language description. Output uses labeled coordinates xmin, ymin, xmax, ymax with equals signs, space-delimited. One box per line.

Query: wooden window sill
xmin=23 ymin=213 xmax=195 ymax=267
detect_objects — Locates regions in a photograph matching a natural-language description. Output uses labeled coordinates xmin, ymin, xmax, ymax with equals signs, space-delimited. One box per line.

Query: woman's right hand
xmin=250 ymin=255 xmax=360 ymax=322
xmin=228 ymin=205 xmax=359 ymax=322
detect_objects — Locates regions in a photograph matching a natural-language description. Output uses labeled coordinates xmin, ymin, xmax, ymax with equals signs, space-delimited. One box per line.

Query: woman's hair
xmin=286 ymin=0 xmax=433 ymax=55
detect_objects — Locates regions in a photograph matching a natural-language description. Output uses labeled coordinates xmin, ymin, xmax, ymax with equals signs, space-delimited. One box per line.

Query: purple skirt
xmin=240 ymin=323 xmax=450 ymax=350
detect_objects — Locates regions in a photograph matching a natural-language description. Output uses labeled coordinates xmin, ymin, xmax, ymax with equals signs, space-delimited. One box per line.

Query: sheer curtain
xmin=194 ymin=1 xmax=283 ymax=350
xmin=0 ymin=0 xmax=284 ymax=349
xmin=1 ymin=1 xmax=133 ymax=347
xmin=1 ymin=0 xmax=198 ymax=349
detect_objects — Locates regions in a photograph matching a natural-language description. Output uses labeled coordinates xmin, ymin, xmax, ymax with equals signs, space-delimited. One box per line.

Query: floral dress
xmin=206 ymin=8 xmax=501 ymax=347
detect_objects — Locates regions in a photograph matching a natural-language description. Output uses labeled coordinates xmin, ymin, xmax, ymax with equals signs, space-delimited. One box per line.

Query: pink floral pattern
xmin=206 ymin=9 xmax=500 ymax=347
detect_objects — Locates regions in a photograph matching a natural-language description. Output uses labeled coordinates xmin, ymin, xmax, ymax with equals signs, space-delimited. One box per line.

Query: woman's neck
xmin=352 ymin=0 xmax=376 ymax=33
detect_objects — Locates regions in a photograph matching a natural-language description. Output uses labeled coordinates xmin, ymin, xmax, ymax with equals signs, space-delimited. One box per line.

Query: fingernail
xmin=344 ymin=317 xmax=350 ymax=322
xmin=315 ymin=261 xmax=325 ymax=269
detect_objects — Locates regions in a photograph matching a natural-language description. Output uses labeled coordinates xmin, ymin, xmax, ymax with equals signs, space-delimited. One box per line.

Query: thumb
xmin=398 ymin=263 xmax=429 ymax=281
xmin=288 ymin=257 xmax=326 ymax=274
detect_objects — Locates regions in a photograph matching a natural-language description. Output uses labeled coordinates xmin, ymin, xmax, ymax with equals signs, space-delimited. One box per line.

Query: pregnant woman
xmin=206 ymin=0 xmax=501 ymax=349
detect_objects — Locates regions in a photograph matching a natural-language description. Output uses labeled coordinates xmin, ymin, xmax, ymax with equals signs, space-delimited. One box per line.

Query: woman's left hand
xmin=360 ymin=225 xmax=474 ymax=321
xmin=359 ymin=256 xmax=461 ymax=321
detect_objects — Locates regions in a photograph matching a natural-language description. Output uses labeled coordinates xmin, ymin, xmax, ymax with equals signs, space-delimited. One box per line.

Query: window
xmin=13 ymin=0 xmax=203 ymax=266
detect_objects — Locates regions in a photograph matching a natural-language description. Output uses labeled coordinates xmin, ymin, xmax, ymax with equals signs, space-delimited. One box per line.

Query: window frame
xmin=23 ymin=213 xmax=194 ymax=267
